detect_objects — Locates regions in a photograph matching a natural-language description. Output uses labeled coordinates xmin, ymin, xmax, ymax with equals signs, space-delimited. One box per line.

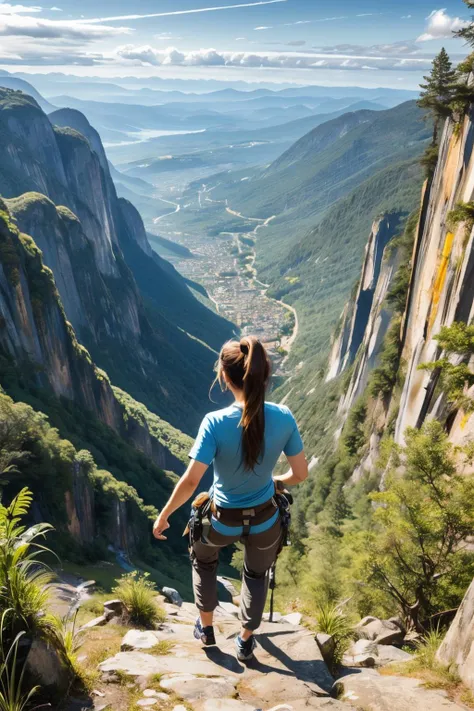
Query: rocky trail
xmin=70 ymin=595 xmax=472 ymax=711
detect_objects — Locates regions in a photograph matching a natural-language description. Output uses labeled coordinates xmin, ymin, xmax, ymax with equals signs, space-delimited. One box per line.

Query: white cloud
xmin=314 ymin=40 xmax=421 ymax=57
xmin=0 ymin=3 xmax=41 ymax=13
xmin=0 ymin=36 xmax=101 ymax=63
xmin=313 ymin=15 xmax=347 ymax=22
xmin=283 ymin=20 xmax=311 ymax=26
xmin=286 ymin=40 xmax=306 ymax=46
xmin=254 ymin=25 xmax=272 ymax=30
xmin=50 ymin=5 xmax=62 ymax=10
xmin=0 ymin=13 xmax=131 ymax=37
xmin=76 ymin=0 xmax=286 ymax=24
xmin=111 ymin=44 xmax=436 ymax=72
xmin=235 ymin=36 xmax=246 ymax=40
xmin=401 ymin=15 xmax=412 ymax=19
xmin=417 ymin=9 xmax=468 ymax=41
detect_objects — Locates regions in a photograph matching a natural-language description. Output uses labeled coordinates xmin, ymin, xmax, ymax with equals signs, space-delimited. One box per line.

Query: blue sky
xmin=0 ymin=0 xmax=471 ymax=88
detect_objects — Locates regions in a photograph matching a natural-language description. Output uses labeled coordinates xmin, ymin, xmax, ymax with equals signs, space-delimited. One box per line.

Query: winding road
xmin=226 ymin=205 xmax=298 ymax=361
xmin=153 ymin=197 xmax=180 ymax=224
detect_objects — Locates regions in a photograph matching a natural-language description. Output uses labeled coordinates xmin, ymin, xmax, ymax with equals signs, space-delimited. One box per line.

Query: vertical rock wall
xmin=326 ymin=215 xmax=400 ymax=385
xmin=394 ymin=115 xmax=474 ymax=448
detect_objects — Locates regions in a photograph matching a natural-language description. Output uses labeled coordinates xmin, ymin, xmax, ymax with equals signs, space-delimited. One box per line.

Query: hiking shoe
xmin=193 ymin=617 xmax=216 ymax=646
xmin=235 ymin=634 xmax=257 ymax=662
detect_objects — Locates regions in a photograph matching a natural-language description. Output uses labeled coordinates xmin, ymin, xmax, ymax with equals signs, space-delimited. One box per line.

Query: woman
xmin=153 ymin=336 xmax=308 ymax=662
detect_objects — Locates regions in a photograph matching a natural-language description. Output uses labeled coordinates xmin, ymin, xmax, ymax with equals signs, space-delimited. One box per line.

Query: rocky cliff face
xmin=394 ymin=115 xmax=474 ymax=449
xmin=0 ymin=200 xmax=189 ymax=473
xmin=437 ymin=576 xmax=474 ymax=692
xmin=324 ymin=107 xmax=474 ymax=681
xmin=0 ymin=88 xmax=233 ymax=431
xmin=326 ymin=215 xmax=401 ymax=388
xmin=329 ymin=110 xmax=474 ymax=464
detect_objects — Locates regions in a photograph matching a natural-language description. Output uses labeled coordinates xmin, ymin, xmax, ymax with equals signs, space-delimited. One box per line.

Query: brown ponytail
xmin=218 ymin=336 xmax=271 ymax=470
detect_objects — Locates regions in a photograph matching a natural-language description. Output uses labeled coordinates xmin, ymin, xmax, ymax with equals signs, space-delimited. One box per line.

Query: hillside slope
xmin=210 ymin=101 xmax=430 ymax=275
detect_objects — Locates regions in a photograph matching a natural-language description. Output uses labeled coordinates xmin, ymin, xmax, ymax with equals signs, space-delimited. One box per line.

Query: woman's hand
xmin=153 ymin=514 xmax=170 ymax=540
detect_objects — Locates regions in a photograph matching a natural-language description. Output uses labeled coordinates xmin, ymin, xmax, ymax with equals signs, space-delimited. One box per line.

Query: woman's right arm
xmin=274 ymin=451 xmax=308 ymax=487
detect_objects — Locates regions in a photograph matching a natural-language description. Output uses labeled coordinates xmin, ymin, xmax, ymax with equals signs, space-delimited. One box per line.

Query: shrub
xmin=368 ymin=421 xmax=474 ymax=630
xmin=113 ymin=572 xmax=165 ymax=628
xmin=0 ymin=488 xmax=54 ymax=638
xmin=49 ymin=609 xmax=84 ymax=671
xmin=315 ymin=601 xmax=353 ymax=670
xmin=419 ymin=322 xmax=474 ymax=413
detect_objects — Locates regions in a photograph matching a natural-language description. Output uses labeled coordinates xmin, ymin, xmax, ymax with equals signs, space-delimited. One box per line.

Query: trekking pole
xmin=268 ymin=562 xmax=276 ymax=623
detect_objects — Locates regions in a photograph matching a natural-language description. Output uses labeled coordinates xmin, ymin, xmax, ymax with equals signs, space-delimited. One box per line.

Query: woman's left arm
xmin=153 ymin=459 xmax=209 ymax=540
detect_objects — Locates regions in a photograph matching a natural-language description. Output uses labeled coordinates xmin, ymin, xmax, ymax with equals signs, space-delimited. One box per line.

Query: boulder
xmin=264 ymin=703 xmax=353 ymax=711
xmin=376 ymin=645 xmax=412 ymax=665
xmin=387 ymin=616 xmax=406 ymax=635
xmin=103 ymin=599 xmax=125 ymax=616
xmin=162 ymin=587 xmax=183 ymax=607
xmin=160 ymin=673 xmax=237 ymax=701
xmin=375 ymin=627 xmax=405 ymax=646
xmin=281 ymin=612 xmax=302 ymax=626
xmin=356 ymin=616 xmax=379 ymax=628
xmin=136 ymin=701 xmax=156 ymax=708
xmin=198 ymin=702 xmax=256 ymax=711
xmin=335 ymin=669 xmax=468 ymax=710
xmin=143 ymin=690 xmax=169 ymax=700
xmin=121 ymin=630 xmax=161 ymax=651
xmin=315 ymin=633 xmax=336 ymax=667
xmin=80 ymin=614 xmax=109 ymax=630
xmin=437 ymin=576 xmax=474 ymax=692
xmin=355 ymin=618 xmax=404 ymax=646
xmin=262 ymin=611 xmax=282 ymax=622
xmin=25 ymin=639 xmax=72 ymax=695
xmin=343 ymin=639 xmax=377 ymax=668
xmin=344 ymin=639 xmax=412 ymax=668
xmin=99 ymin=651 xmax=235 ymax=678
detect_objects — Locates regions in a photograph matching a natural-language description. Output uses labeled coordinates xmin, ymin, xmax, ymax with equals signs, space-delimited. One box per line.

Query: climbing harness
xmin=184 ymin=483 xmax=293 ymax=622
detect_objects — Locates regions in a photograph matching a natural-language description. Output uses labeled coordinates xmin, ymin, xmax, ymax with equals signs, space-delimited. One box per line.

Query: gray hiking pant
xmin=192 ymin=517 xmax=282 ymax=631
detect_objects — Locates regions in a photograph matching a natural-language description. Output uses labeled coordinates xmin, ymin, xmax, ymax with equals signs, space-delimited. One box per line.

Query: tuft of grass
xmin=412 ymin=628 xmax=445 ymax=670
xmin=148 ymin=673 xmax=163 ymax=686
xmin=149 ymin=640 xmax=174 ymax=656
xmin=114 ymin=670 xmax=136 ymax=687
xmin=49 ymin=609 xmax=84 ymax=673
xmin=113 ymin=572 xmax=165 ymax=629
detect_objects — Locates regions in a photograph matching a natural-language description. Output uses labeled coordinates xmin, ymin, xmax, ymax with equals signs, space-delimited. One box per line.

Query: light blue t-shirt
xmin=189 ymin=402 xmax=304 ymax=509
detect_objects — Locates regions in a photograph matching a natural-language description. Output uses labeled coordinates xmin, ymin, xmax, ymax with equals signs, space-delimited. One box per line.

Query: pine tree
xmin=418 ymin=48 xmax=457 ymax=144
xmin=456 ymin=0 xmax=474 ymax=45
